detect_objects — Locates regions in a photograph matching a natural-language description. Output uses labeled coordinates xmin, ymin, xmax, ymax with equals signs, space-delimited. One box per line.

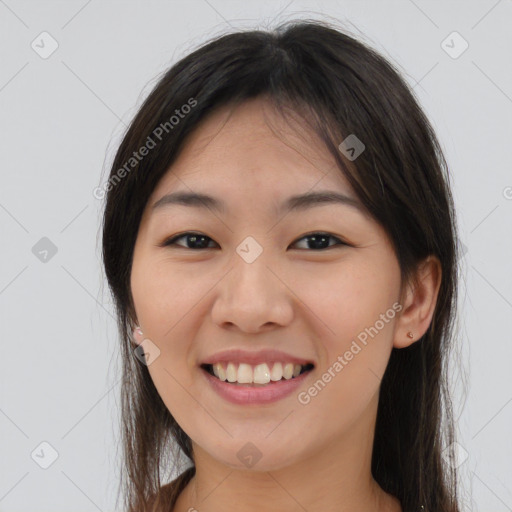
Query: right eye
xmin=160 ymin=232 xmax=218 ymax=250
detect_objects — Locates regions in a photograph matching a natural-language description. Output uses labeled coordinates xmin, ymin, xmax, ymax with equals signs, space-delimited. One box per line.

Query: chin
xmin=209 ymin=442 xmax=304 ymax=473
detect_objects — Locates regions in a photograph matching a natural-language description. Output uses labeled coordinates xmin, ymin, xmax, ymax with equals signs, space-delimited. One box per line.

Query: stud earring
xmin=407 ymin=331 xmax=414 ymax=339
xmin=132 ymin=326 xmax=144 ymax=343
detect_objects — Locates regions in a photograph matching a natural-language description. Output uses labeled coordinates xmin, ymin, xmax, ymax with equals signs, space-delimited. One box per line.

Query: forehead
xmin=148 ymin=97 xmax=357 ymax=209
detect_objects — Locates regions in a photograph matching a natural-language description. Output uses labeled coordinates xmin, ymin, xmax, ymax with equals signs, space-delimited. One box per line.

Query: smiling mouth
xmin=200 ymin=362 xmax=314 ymax=386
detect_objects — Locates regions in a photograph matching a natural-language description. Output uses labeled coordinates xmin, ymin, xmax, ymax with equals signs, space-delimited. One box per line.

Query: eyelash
xmin=160 ymin=231 xmax=348 ymax=251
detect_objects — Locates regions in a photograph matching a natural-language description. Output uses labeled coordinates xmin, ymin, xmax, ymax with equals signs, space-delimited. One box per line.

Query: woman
xmin=102 ymin=19 xmax=462 ymax=512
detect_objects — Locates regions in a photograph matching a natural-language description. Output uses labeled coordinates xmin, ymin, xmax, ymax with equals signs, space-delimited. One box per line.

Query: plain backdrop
xmin=1 ymin=1 xmax=511 ymax=511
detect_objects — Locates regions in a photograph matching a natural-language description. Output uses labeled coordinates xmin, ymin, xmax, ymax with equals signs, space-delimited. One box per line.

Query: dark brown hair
xmin=101 ymin=19 xmax=462 ymax=512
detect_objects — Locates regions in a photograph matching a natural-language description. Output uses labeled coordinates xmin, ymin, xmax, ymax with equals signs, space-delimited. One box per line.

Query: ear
xmin=393 ymin=255 xmax=442 ymax=348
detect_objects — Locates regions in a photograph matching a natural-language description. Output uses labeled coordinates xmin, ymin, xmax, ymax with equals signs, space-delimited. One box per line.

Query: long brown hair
xmin=101 ymin=19 xmax=462 ymax=512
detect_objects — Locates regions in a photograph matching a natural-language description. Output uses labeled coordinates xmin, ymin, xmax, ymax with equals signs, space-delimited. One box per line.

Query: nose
xmin=210 ymin=249 xmax=294 ymax=333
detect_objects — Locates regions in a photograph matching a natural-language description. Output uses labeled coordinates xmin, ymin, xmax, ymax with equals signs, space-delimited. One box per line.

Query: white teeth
xmin=253 ymin=363 xmax=271 ymax=384
xmin=208 ymin=361 xmax=309 ymax=384
xmin=283 ymin=363 xmax=294 ymax=380
xmin=237 ymin=363 xmax=253 ymax=384
xmin=226 ymin=362 xmax=237 ymax=382
xmin=270 ymin=362 xmax=283 ymax=381
xmin=213 ymin=363 xmax=226 ymax=381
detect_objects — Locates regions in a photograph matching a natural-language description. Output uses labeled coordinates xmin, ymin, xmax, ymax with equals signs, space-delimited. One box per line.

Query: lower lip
xmin=201 ymin=367 xmax=312 ymax=405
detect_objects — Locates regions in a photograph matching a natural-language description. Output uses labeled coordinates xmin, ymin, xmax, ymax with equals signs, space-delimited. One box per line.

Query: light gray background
xmin=1 ymin=0 xmax=511 ymax=511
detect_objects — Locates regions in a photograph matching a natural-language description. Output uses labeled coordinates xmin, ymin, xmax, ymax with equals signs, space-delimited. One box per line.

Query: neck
xmin=173 ymin=393 xmax=401 ymax=512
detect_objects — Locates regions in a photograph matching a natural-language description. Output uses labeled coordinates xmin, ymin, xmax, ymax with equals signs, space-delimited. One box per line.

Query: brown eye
xmin=162 ymin=232 xmax=218 ymax=250
xmin=291 ymin=232 xmax=347 ymax=250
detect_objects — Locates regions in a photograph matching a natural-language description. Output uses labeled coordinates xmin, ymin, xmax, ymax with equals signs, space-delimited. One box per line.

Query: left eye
xmin=161 ymin=232 xmax=347 ymax=251
xmin=292 ymin=232 xmax=346 ymax=250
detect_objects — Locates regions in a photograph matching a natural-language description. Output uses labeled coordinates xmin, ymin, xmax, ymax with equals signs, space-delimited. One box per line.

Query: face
xmin=130 ymin=98 xmax=404 ymax=472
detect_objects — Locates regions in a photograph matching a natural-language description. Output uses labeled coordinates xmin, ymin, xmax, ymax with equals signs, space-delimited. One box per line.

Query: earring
xmin=407 ymin=331 xmax=414 ymax=339
xmin=132 ymin=326 xmax=144 ymax=343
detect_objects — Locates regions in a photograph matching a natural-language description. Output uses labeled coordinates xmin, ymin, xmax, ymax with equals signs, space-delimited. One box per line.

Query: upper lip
xmin=201 ymin=349 xmax=314 ymax=367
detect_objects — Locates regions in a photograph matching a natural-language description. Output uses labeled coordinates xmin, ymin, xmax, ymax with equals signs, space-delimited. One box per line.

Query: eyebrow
xmin=151 ymin=190 xmax=365 ymax=215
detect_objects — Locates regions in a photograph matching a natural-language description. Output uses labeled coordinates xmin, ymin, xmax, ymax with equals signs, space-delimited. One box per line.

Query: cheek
xmin=287 ymin=259 xmax=398 ymax=343
xmin=130 ymin=261 xmax=188 ymax=398
xmin=289 ymin=259 xmax=399 ymax=403
xmin=130 ymin=255 xmax=220 ymax=391
xmin=131 ymin=252 xmax=206 ymax=338
xmin=130 ymin=258 xmax=206 ymax=423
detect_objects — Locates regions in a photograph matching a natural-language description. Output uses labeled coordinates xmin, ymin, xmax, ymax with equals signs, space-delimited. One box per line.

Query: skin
xmin=130 ymin=97 xmax=442 ymax=512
